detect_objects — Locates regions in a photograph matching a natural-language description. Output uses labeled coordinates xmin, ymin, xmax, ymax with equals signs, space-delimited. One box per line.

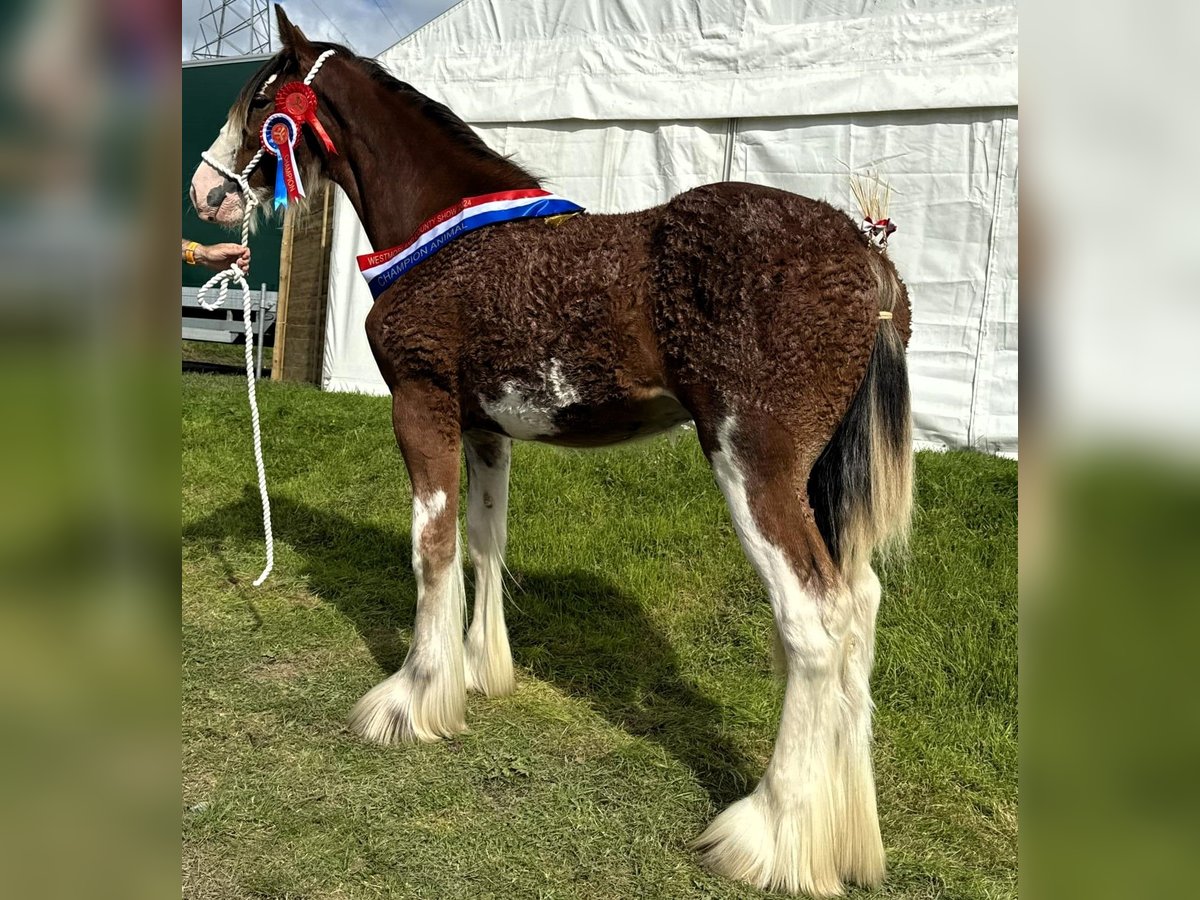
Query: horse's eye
xmin=251 ymin=94 xmax=271 ymax=109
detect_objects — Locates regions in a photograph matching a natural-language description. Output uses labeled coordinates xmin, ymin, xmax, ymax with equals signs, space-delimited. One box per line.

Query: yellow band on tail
xmin=878 ymin=310 xmax=893 ymax=320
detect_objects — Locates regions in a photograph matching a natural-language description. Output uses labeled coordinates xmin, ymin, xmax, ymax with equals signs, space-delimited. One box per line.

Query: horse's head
xmin=189 ymin=6 xmax=339 ymax=227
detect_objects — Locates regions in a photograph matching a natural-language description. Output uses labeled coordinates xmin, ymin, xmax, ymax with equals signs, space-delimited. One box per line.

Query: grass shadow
xmin=185 ymin=487 xmax=757 ymax=805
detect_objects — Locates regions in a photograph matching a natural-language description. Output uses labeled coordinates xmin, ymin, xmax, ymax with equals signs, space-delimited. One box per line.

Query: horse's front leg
xmin=349 ymin=389 xmax=466 ymax=743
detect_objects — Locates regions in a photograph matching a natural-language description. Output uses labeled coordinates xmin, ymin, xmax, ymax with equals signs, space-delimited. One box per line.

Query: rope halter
xmin=193 ymin=48 xmax=336 ymax=587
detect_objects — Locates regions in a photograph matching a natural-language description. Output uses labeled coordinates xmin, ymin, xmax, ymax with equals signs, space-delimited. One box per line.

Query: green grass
xmin=183 ymin=339 xmax=274 ymax=370
xmin=182 ymin=373 xmax=1017 ymax=900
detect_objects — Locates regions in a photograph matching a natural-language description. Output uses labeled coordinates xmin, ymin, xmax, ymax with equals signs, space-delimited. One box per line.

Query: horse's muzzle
xmin=205 ymin=178 xmax=239 ymax=211
xmin=190 ymin=161 xmax=244 ymax=225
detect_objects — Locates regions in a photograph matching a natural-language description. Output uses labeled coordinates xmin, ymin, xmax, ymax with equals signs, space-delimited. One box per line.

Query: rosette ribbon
xmin=861 ymin=217 xmax=897 ymax=247
xmin=275 ymin=82 xmax=337 ymax=155
xmin=261 ymin=112 xmax=305 ymax=210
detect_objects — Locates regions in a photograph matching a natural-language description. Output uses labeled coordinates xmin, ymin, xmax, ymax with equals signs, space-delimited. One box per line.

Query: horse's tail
xmin=808 ymin=249 xmax=913 ymax=575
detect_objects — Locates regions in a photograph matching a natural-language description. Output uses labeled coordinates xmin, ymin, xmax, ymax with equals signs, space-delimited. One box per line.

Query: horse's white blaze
xmin=190 ymin=119 xmax=245 ymax=225
xmin=348 ymin=488 xmax=466 ymax=744
xmin=207 ymin=119 xmax=240 ymax=170
xmin=463 ymin=438 xmax=515 ymax=696
xmin=696 ymin=416 xmax=874 ymax=897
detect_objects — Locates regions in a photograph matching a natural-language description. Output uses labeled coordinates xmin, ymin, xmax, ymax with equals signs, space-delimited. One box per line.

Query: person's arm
xmin=182 ymin=239 xmax=251 ymax=273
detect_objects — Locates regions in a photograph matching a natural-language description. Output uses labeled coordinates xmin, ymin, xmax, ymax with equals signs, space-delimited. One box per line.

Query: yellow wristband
xmin=184 ymin=241 xmax=199 ymax=265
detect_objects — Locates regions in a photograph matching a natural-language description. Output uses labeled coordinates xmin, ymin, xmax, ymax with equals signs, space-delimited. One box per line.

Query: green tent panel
xmin=182 ymin=56 xmax=284 ymax=291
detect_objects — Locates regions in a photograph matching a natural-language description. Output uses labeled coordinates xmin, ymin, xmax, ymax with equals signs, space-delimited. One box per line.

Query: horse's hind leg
xmin=692 ymin=414 xmax=860 ymax=898
xmin=463 ymin=431 xmax=515 ymax=696
xmin=757 ymin=520 xmax=885 ymax=888
xmin=836 ymin=560 xmax=886 ymax=887
xmin=348 ymin=390 xmax=467 ymax=743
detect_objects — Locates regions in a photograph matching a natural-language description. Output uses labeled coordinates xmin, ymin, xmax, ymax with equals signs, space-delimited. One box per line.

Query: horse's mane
xmin=232 ymin=43 xmax=538 ymax=185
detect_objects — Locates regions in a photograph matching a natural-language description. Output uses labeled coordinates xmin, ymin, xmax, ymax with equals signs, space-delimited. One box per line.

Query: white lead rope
xmin=193 ymin=49 xmax=336 ymax=587
xmin=196 ymin=145 xmax=275 ymax=586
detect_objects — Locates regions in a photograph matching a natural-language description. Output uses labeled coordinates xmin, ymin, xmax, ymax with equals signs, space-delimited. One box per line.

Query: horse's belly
xmin=474 ymin=377 xmax=691 ymax=447
xmin=540 ymin=393 xmax=693 ymax=448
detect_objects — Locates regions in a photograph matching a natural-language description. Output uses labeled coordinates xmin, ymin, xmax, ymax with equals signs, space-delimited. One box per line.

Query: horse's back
xmin=656 ymin=181 xmax=910 ymax=343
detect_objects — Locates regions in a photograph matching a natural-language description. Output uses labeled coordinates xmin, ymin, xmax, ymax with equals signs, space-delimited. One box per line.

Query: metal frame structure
xmin=191 ymin=0 xmax=273 ymax=59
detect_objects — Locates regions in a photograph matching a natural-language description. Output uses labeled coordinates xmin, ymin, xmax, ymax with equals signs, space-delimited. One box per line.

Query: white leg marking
xmin=835 ymin=563 xmax=885 ymax=887
xmin=348 ymin=489 xmax=467 ymax=743
xmin=464 ymin=438 xmax=515 ymax=697
xmin=410 ymin=490 xmax=448 ymax=582
xmin=695 ymin=417 xmax=863 ymax=897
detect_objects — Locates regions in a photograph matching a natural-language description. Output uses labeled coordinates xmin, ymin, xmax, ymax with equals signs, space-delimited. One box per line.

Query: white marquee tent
xmin=323 ymin=0 xmax=1018 ymax=454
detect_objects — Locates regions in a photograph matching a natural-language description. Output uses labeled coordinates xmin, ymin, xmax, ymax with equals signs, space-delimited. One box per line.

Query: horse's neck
xmin=324 ymin=79 xmax=535 ymax=253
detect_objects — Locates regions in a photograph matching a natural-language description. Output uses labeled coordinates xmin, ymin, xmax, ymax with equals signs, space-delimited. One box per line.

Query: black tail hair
xmin=808 ymin=254 xmax=913 ymax=573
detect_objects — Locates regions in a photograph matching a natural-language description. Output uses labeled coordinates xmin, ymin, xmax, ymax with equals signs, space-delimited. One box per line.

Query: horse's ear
xmin=275 ymin=5 xmax=311 ymax=50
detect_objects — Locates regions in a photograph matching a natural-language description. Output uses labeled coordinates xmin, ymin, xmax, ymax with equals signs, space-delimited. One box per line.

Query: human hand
xmin=197 ymin=242 xmax=251 ymax=273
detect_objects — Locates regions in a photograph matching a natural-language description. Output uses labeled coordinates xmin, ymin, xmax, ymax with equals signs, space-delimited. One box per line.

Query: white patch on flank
xmin=695 ymin=416 xmax=879 ymax=897
xmin=480 ymin=382 xmax=556 ymax=439
xmin=348 ymin=488 xmax=465 ymax=745
xmin=544 ymin=359 xmax=581 ymax=406
xmin=479 ymin=359 xmax=582 ymax=440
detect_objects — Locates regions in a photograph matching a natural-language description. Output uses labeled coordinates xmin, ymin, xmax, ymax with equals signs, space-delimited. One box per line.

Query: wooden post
xmin=256 ymin=283 xmax=267 ymax=379
xmin=271 ymin=184 xmax=334 ymax=384
xmin=272 ymin=205 xmax=297 ymax=381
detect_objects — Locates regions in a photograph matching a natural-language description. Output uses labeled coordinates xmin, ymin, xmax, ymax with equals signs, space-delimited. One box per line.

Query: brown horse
xmin=189 ymin=8 xmax=913 ymax=897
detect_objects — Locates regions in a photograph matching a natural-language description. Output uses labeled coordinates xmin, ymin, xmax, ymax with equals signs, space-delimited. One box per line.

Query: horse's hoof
xmin=348 ymin=665 xmax=466 ymax=744
xmin=693 ymin=791 xmax=847 ymax=898
xmin=464 ymin=645 xmax=516 ymax=697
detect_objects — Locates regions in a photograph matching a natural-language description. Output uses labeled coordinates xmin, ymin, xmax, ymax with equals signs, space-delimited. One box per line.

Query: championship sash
xmin=357 ymin=189 xmax=584 ymax=298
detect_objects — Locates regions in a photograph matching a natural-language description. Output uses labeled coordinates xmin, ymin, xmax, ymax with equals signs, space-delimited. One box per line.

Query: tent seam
xmin=966 ymin=114 xmax=1010 ymax=450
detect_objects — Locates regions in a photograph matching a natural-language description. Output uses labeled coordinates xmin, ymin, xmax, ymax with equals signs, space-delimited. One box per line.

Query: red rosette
xmin=275 ymin=82 xmax=337 ymax=155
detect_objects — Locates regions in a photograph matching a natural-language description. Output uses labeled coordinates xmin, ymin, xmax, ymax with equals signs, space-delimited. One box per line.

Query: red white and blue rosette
xmin=261 ymin=112 xmax=305 ymax=209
